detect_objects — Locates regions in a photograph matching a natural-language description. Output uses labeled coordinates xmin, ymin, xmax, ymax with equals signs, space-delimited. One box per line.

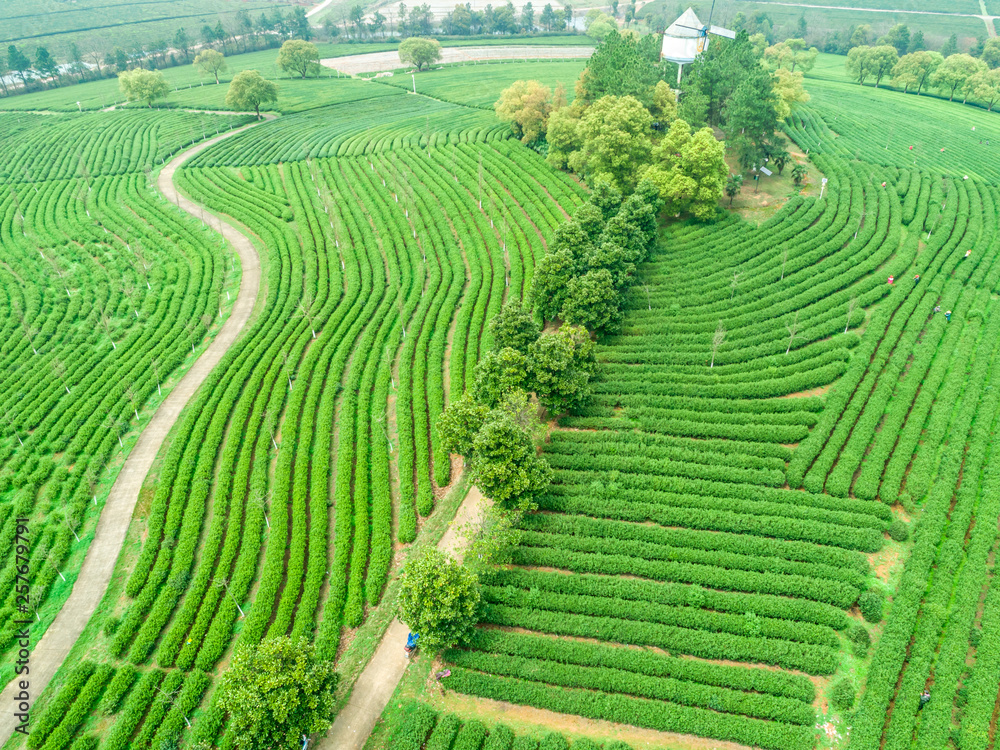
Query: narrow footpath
xmin=319 ymin=485 xmax=490 ymax=750
xmin=0 ymin=115 xmax=269 ymax=744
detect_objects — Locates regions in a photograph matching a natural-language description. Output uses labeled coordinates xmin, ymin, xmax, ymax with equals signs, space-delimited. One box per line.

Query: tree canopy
xmin=399 ymin=37 xmax=443 ymax=70
xmin=276 ymin=39 xmax=320 ymax=78
xmin=572 ymin=94 xmax=653 ymax=193
xmin=218 ymin=637 xmax=338 ymax=750
xmin=469 ymin=412 xmax=552 ymax=510
xmin=643 ymin=119 xmax=728 ymax=221
xmin=397 ymin=548 xmax=481 ymax=652
xmin=578 ymin=30 xmax=663 ymax=105
xmin=494 ymin=80 xmax=553 ymax=144
xmin=226 ymin=70 xmax=278 ymax=119
xmin=118 ymin=68 xmax=170 ymax=107
xmin=194 ymin=49 xmax=227 ymax=84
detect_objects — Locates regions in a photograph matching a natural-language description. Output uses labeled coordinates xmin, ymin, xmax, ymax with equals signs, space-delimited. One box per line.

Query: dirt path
xmin=745 ymin=0 xmax=997 ymax=36
xmin=321 ymin=46 xmax=593 ymax=75
xmin=319 ymin=485 xmax=490 ymax=750
xmin=0 ymin=117 xmax=269 ymax=745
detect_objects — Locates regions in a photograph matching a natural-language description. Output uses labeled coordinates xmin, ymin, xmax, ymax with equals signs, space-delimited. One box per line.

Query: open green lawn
xmin=376 ymin=59 xmax=586 ymax=108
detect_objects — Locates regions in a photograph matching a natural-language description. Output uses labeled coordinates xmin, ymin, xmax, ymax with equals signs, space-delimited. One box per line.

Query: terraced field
xmin=433 ymin=59 xmax=1000 ymax=750
xmin=6 ymin=84 xmax=591 ymax=749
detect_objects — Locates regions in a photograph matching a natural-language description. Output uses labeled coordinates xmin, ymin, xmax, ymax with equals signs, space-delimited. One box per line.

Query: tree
xmin=8 ymin=46 xmax=31 ymax=86
xmin=194 ymin=49 xmax=227 ymax=84
xmin=932 ymin=53 xmax=986 ymax=100
xmin=941 ymin=33 xmax=958 ymax=58
xmin=118 ymin=68 xmax=170 ymax=107
xmin=521 ymin=1 xmax=534 ymax=31
xmin=34 ymin=47 xmax=58 ymax=80
xmin=489 ymin=300 xmax=540 ymax=354
xmin=846 ymin=45 xmax=874 ymax=85
xmin=276 ymin=39 xmax=320 ymax=78
xmin=725 ymin=173 xmax=743 ymax=206
xmin=643 ymin=121 xmax=728 ymax=220
xmin=226 ymin=70 xmax=278 ymax=119
xmin=968 ymin=68 xmax=1000 ymax=110
xmin=397 ymin=548 xmax=480 ymax=651
xmin=469 ymin=413 xmax=551 ymax=510
xmin=472 ymin=347 xmax=530 ymax=407
xmin=398 ymin=37 xmax=442 ymax=71
xmin=710 ymin=321 xmax=726 ymax=367
xmin=174 ymin=28 xmax=192 ymax=60
xmin=791 ymin=163 xmax=807 ymax=185
xmin=437 ymin=394 xmax=489 ymax=457
xmin=572 ymin=94 xmax=653 ymax=193
xmin=891 ymin=50 xmax=943 ymax=94
xmin=867 ymin=45 xmax=899 ymax=87
xmin=982 ymin=37 xmax=1000 ymax=69
xmin=577 ymin=30 xmax=661 ymax=105
xmin=545 ymin=103 xmax=584 ymax=169
xmin=528 ymin=325 xmax=596 ymax=414
xmin=772 ymin=68 xmax=810 ymax=120
xmin=878 ymin=24 xmax=910 ymax=56
xmin=560 ymin=268 xmax=621 ymax=333
xmin=724 ymin=68 xmax=779 ymax=170
xmin=218 ymin=637 xmax=338 ymax=750
xmin=494 ymin=80 xmax=552 ymax=144
xmin=907 ymin=30 xmax=926 ymax=53
xmin=849 ymin=24 xmax=872 ymax=49
xmin=0 ymin=56 xmax=9 ymax=96
xmin=291 ymin=7 xmax=312 ymax=39
xmin=540 ymin=3 xmax=556 ymax=30
xmin=796 ymin=13 xmax=807 ymax=38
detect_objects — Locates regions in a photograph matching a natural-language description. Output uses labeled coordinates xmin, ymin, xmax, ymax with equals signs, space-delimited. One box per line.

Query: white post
xmin=411 ymin=72 xmax=416 ymax=94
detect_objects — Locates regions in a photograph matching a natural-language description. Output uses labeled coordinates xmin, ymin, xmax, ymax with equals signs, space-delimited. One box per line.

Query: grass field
xmin=0 ymin=63 xmax=596 ymax=749
xmin=0 ymin=0 xmax=297 ymax=58
xmin=375 ymin=60 xmax=586 ymax=108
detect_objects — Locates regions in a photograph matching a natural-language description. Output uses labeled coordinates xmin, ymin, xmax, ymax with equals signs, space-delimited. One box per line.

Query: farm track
xmin=0 ymin=115 xmax=269 ymax=745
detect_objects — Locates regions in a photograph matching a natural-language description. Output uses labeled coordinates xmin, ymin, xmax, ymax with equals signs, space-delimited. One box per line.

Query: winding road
xmin=0 ymin=115 xmax=270 ymax=745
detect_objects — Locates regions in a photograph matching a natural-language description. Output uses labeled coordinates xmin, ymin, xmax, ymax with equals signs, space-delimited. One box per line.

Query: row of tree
xmin=0 ymin=6 xmax=318 ymax=97
xmin=848 ymin=45 xmax=1000 ymax=107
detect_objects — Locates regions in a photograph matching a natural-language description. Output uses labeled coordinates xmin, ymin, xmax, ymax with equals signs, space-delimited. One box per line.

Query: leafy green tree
xmin=644 ymin=121 xmax=728 ymax=220
xmin=968 ymin=67 xmax=1000 ymax=110
xmin=397 ymin=548 xmax=481 ymax=651
xmin=34 ymin=47 xmax=58 ymax=79
xmin=469 ymin=413 xmax=551 ymax=510
xmin=528 ymin=325 xmax=596 ymax=414
xmin=906 ymin=30 xmax=926 ymax=53
xmin=584 ymin=242 xmax=635 ymax=288
xmin=578 ymin=30 xmax=662 ymax=105
xmin=489 ymin=300 xmax=540 ymax=354
xmin=173 ymin=28 xmax=191 ymax=60
xmin=685 ymin=32 xmax=761 ymax=127
xmin=118 ymin=68 xmax=170 ymax=107
xmin=521 ymin=1 xmax=534 ymax=31
xmin=891 ymin=50 xmax=943 ymax=94
xmin=573 ymin=202 xmax=606 ymax=241
xmin=867 ymin=45 xmax=899 ymax=87
xmin=494 ymin=80 xmax=552 ymax=144
xmin=572 ymin=94 xmax=653 ymax=193
xmin=791 ymin=163 xmax=807 ymax=185
xmin=399 ymin=37 xmax=442 ymax=70
xmin=291 ymin=7 xmax=312 ymax=39
xmin=544 ymin=103 xmax=584 ymax=169
xmin=725 ymin=173 xmax=743 ymax=205
xmin=219 ymin=637 xmax=338 ymax=750
xmin=724 ymin=67 xmax=779 ymax=168
xmin=226 ymin=70 xmax=278 ymax=119
xmin=588 ymin=179 xmax=623 ymax=220
xmin=849 ymin=24 xmax=872 ymax=48
xmin=464 ymin=505 xmax=523 ymax=570
xmin=878 ymin=23 xmax=910 ymax=56
xmin=932 ymin=53 xmax=986 ymax=100
xmin=846 ymin=45 xmax=874 ymax=85
xmin=7 ymin=45 xmax=31 ymax=86
xmin=472 ymin=347 xmax=530 ymax=407
xmin=437 ymin=394 xmax=489 ymax=456
xmin=560 ymin=268 xmax=621 ymax=333
xmin=941 ymin=33 xmax=958 ymax=58
xmin=276 ymin=39 xmax=320 ymax=78
xmin=194 ymin=48 xmax=227 ymax=83
xmin=531 ymin=248 xmax=577 ymax=320
xmin=772 ymin=68 xmax=810 ymax=120
xmin=540 ymin=3 xmax=557 ymax=30
xmin=983 ymin=38 xmax=1000 ymax=68
xmin=0 ymin=56 xmax=10 ymax=96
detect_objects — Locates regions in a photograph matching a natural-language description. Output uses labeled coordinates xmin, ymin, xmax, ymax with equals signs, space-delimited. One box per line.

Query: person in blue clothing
xmin=404 ymin=632 xmax=419 ymax=659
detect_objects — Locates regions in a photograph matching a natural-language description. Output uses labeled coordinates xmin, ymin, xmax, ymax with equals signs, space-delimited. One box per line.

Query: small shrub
xmin=888 ymin=519 xmax=909 ymax=542
xmin=849 ymin=623 xmax=871 ymax=655
xmin=831 ymin=678 xmax=855 ymax=711
xmin=539 ymin=734 xmax=570 ymax=750
xmin=103 ymin=616 xmax=120 ymax=636
xmin=859 ymin=590 xmax=884 ymax=623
